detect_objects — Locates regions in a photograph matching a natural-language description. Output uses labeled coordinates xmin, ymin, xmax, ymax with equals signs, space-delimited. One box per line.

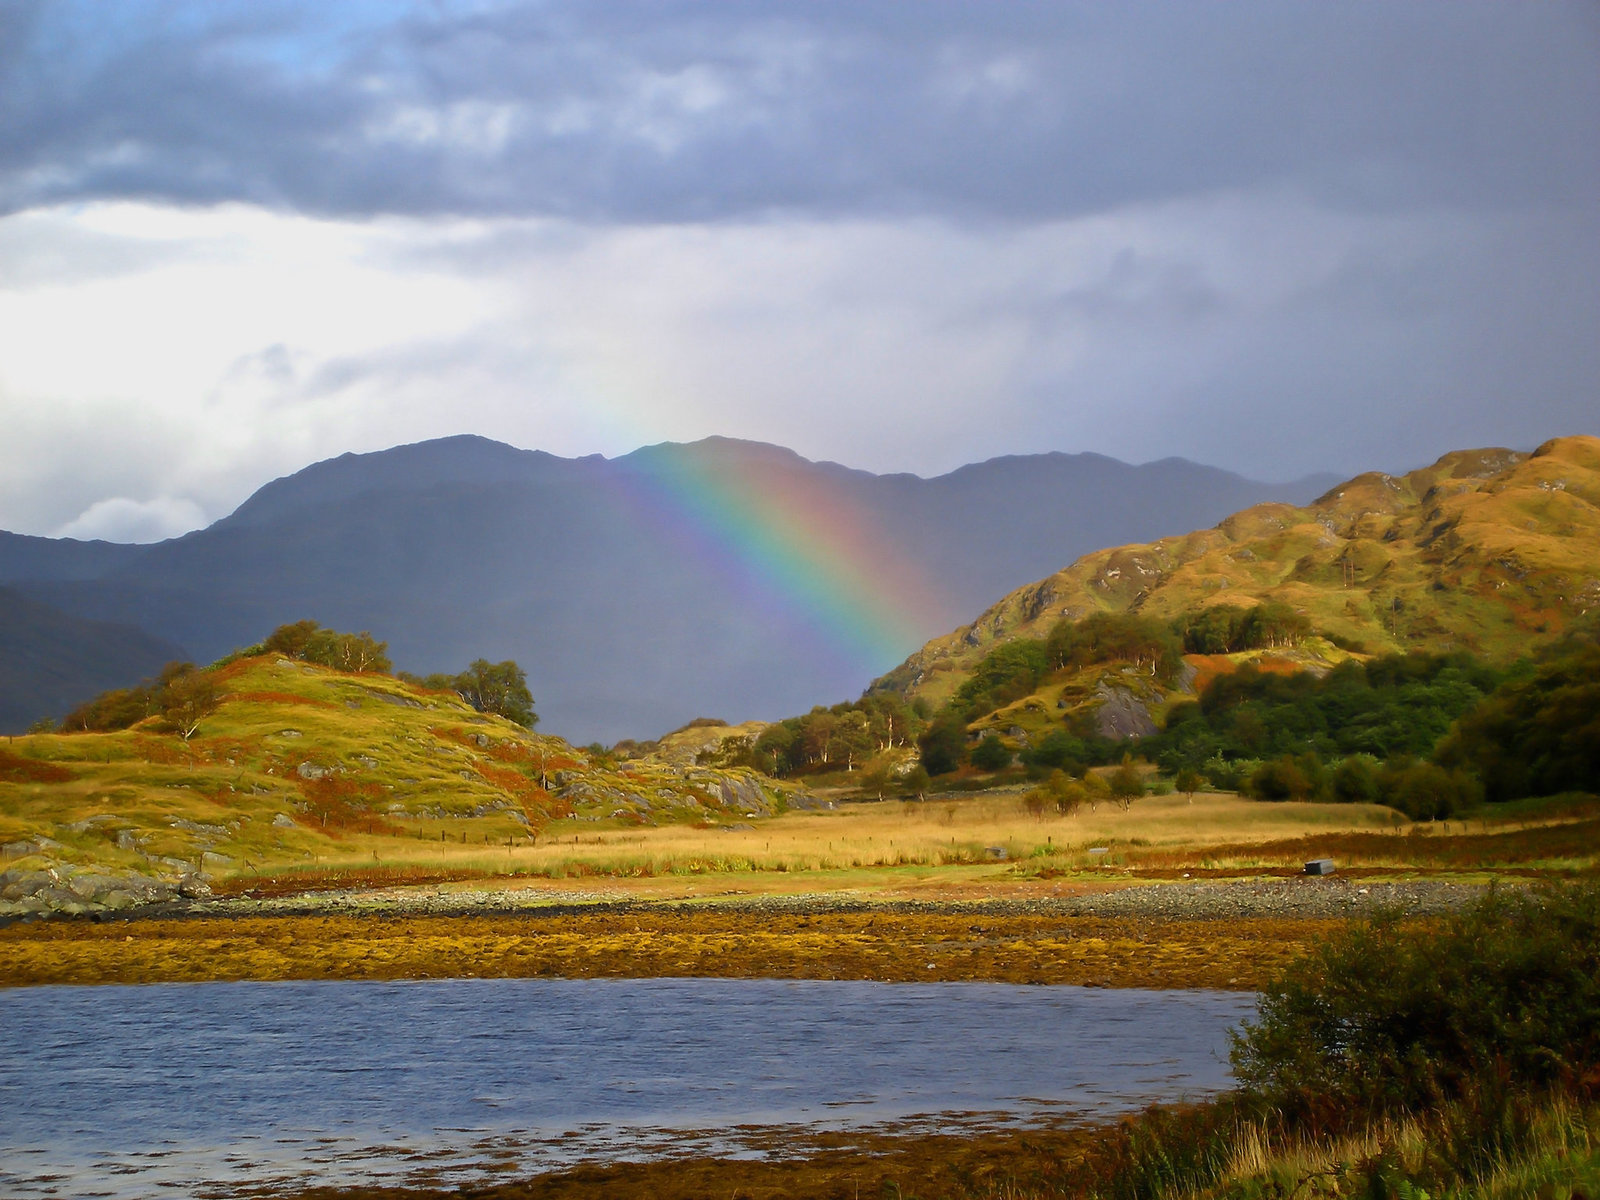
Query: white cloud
xmin=55 ymin=495 xmax=209 ymax=543
xmin=0 ymin=192 xmax=1595 ymax=538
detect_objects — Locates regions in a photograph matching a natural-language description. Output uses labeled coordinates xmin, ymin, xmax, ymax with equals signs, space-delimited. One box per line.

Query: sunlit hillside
xmin=0 ymin=656 xmax=802 ymax=916
xmin=874 ymin=436 xmax=1600 ymax=711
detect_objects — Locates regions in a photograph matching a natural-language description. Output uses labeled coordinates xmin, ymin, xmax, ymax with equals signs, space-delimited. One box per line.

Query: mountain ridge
xmin=1 ymin=436 xmax=1342 ymax=739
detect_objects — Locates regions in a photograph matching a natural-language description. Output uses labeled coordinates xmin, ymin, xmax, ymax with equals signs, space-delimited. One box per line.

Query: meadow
xmin=205 ymin=785 xmax=1598 ymax=901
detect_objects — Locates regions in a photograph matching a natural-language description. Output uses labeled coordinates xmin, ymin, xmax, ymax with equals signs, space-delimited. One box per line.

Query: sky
xmin=1 ymin=0 xmax=1597 ymax=543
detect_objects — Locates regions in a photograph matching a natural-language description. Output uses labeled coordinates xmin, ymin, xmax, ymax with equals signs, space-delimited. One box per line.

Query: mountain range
xmin=0 ymin=436 xmax=1336 ymax=739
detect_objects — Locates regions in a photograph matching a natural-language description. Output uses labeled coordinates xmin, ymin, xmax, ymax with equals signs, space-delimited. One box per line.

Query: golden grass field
xmin=205 ymin=786 xmax=1598 ymax=895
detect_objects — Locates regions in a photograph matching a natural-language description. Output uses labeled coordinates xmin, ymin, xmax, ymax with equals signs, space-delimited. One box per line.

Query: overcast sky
xmin=2 ymin=0 xmax=1597 ymax=542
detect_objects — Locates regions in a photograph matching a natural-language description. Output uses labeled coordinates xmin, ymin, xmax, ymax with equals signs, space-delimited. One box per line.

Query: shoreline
xmin=0 ymin=878 xmax=1480 ymax=990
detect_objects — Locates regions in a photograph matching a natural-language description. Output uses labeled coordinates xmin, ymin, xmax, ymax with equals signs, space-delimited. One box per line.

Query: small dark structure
xmin=1304 ymin=858 xmax=1336 ymax=876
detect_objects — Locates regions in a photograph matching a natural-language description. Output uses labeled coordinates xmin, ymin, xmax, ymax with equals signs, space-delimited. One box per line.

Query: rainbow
xmin=608 ymin=443 xmax=954 ymax=682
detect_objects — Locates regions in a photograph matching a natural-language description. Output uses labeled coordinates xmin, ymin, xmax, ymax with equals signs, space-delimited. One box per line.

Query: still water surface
xmin=0 ymin=977 xmax=1255 ymax=1198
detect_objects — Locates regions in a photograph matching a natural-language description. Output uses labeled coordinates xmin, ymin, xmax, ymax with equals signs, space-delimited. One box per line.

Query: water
xmin=0 ymin=978 xmax=1256 ymax=1198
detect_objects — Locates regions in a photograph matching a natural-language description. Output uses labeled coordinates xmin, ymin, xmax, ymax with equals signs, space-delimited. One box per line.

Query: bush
xmin=970 ymin=735 xmax=1013 ymax=771
xmin=1248 ymin=756 xmax=1313 ymax=801
xmin=1231 ymin=883 xmax=1600 ymax=1119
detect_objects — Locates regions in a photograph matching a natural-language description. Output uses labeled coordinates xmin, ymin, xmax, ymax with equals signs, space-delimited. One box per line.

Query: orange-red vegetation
xmin=0 ymin=749 xmax=73 ymax=784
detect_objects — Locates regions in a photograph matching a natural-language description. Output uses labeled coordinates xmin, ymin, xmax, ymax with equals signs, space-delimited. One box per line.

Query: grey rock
xmin=296 ymin=762 xmax=328 ymax=780
xmin=272 ymin=813 xmax=298 ymax=828
xmin=0 ymin=869 xmax=57 ymax=899
xmin=66 ymin=874 xmax=125 ymax=900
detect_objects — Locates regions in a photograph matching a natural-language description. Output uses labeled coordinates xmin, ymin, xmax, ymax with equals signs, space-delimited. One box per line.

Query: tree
xmin=262 ymin=620 xmax=321 ymax=659
xmin=1174 ymin=767 xmax=1204 ymax=803
xmin=1109 ymin=756 xmax=1144 ymax=810
xmin=157 ymin=664 xmax=222 ymax=740
xmin=1331 ymin=755 xmax=1379 ymax=804
xmin=918 ymin=712 xmax=969 ymax=776
xmin=453 ymin=659 xmax=537 ymax=728
xmin=971 ymin=734 xmax=1012 ymax=772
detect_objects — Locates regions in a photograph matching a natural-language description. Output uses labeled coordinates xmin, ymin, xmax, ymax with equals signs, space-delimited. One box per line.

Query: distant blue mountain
xmin=0 ymin=436 xmax=1337 ymax=740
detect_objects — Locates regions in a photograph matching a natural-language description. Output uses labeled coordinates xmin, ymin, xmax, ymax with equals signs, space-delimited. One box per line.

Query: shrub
xmin=1231 ymin=883 xmax=1600 ymax=1119
xmin=970 ymin=735 xmax=1013 ymax=771
xmin=1248 ymin=756 xmax=1310 ymax=801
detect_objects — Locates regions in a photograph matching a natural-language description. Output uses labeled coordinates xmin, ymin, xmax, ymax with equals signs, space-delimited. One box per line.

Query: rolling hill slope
xmin=0 ymin=655 xmax=805 ymax=917
xmin=873 ymin=436 xmax=1600 ymax=711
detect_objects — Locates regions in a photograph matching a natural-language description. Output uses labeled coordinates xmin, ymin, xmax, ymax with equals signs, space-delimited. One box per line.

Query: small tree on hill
xmin=454 ymin=659 xmax=537 ymax=728
xmin=157 ymin=665 xmax=222 ymax=740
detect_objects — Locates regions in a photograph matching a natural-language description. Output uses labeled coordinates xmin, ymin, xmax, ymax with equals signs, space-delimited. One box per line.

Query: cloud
xmin=2 ymin=2 xmax=1595 ymax=222
xmin=0 ymin=4 xmax=1594 ymax=539
xmin=54 ymin=495 xmax=210 ymax=543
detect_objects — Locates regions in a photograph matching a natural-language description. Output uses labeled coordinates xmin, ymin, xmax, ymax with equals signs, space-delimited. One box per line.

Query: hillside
xmin=0 ymin=435 xmax=1334 ymax=740
xmin=874 ymin=436 xmax=1600 ymax=712
xmin=0 ymin=656 xmax=807 ymax=918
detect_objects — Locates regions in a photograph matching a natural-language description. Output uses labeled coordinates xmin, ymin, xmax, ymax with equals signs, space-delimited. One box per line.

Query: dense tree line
xmin=1146 ymin=652 xmax=1507 ymax=773
xmin=901 ymin=604 xmax=1596 ymax=818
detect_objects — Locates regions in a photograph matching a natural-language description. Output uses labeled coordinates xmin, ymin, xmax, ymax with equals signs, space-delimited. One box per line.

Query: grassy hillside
xmin=0 ymin=655 xmax=805 ymax=916
xmin=874 ymin=435 xmax=1600 ymax=712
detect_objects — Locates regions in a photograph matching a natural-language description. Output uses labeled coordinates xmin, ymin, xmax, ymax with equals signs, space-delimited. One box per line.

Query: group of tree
xmin=1173 ymin=601 xmax=1312 ymax=654
xmin=1143 ymin=652 xmax=1509 ymax=773
xmin=742 ymin=694 xmax=928 ymax=778
xmin=58 ymin=660 xmax=221 ymax=739
xmin=400 ymin=658 xmax=538 ymax=728
xmin=261 ymin=619 xmax=393 ymax=674
xmin=910 ymin=606 xmax=1312 ymax=778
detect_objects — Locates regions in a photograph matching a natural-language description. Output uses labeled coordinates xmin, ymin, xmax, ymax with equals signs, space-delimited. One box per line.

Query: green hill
xmin=0 ymin=655 xmax=806 ymax=917
xmin=872 ymin=436 xmax=1600 ymax=719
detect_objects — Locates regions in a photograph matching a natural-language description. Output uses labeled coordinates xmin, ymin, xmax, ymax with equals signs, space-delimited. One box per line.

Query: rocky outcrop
xmin=1093 ymin=685 xmax=1159 ymax=740
xmin=0 ymin=863 xmax=198 ymax=918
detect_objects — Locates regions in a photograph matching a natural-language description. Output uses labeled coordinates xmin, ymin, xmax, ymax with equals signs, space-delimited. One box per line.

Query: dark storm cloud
xmin=3 ymin=0 xmax=1596 ymax=222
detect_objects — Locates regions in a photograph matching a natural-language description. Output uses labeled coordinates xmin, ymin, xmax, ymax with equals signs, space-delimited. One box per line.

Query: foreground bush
xmin=1231 ymin=883 xmax=1600 ymax=1119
